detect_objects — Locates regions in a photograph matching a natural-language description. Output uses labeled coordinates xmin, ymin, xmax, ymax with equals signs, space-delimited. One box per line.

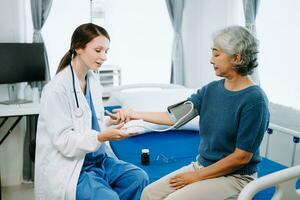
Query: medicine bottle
xmin=141 ymin=149 xmax=150 ymax=165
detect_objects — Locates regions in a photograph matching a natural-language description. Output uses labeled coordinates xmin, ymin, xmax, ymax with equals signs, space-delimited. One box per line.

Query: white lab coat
xmin=34 ymin=66 xmax=107 ymax=200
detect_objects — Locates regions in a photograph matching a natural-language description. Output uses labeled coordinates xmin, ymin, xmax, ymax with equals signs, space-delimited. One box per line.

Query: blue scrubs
xmin=76 ymin=79 xmax=149 ymax=200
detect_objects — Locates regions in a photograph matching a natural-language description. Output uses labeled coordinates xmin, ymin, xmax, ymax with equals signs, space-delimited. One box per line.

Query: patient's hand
xmin=169 ymin=171 xmax=200 ymax=190
xmin=104 ymin=113 xmax=120 ymax=126
xmin=106 ymin=109 xmax=136 ymax=123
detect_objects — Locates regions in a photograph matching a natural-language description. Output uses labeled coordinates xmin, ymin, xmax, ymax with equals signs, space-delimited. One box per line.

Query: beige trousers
xmin=141 ymin=162 xmax=256 ymax=200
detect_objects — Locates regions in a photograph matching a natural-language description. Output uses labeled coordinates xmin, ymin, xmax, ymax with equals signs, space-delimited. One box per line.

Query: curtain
xmin=165 ymin=0 xmax=185 ymax=85
xmin=31 ymin=0 xmax=52 ymax=81
xmin=243 ymin=0 xmax=260 ymax=84
xmin=23 ymin=0 xmax=53 ymax=182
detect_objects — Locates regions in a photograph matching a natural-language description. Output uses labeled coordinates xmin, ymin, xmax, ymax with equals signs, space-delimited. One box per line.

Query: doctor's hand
xmin=97 ymin=122 xmax=136 ymax=142
xmin=106 ymin=109 xmax=137 ymax=124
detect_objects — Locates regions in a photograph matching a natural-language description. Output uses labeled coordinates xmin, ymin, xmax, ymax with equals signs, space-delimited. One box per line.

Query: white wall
xmin=0 ymin=0 xmax=23 ymax=43
xmin=257 ymin=0 xmax=300 ymax=110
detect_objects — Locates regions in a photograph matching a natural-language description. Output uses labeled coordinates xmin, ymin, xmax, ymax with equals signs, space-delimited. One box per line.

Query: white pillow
xmin=106 ymin=88 xmax=199 ymax=132
xmin=107 ymin=88 xmax=195 ymax=110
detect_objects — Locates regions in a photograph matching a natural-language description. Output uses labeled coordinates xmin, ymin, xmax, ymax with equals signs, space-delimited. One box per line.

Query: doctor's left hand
xmin=97 ymin=122 xmax=135 ymax=142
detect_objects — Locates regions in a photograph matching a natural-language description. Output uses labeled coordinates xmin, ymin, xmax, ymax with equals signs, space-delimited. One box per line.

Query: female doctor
xmin=34 ymin=23 xmax=148 ymax=200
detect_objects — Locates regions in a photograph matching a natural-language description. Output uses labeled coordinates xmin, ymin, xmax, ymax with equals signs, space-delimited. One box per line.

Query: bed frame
xmin=238 ymin=124 xmax=300 ymax=200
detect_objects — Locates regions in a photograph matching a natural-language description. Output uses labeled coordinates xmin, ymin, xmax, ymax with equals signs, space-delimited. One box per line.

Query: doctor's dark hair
xmin=212 ymin=26 xmax=259 ymax=76
xmin=56 ymin=23 xmax=110 ymax=74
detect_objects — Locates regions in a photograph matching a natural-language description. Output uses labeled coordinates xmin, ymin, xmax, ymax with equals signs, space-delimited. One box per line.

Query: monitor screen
xmin=0 ymin=43 xmax=46 ymax=84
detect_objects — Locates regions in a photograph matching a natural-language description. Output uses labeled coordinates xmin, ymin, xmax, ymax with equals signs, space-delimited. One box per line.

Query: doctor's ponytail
xmin=56 ymin=50 xmax=73 ymax=74
xmin=56 ymin=23 xmax=110 ymax=74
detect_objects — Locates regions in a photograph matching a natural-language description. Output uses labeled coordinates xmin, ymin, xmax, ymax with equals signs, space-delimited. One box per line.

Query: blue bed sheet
xmin=111 ymin=130 xmax=199 ymax=183
xmin=110 ymin=130 xmax=300 ymax=199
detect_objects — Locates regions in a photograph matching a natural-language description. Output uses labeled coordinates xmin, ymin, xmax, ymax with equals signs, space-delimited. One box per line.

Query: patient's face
xmin=210 ymin=47 xmax=236 ymax=78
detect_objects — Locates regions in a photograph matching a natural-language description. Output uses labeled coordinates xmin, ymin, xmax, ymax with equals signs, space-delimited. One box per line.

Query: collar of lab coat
xmin=87 ymin=70 xmax=104 ymax=122
xmin=67 ymin=65 xmax=104 ymax=122
xmin=67 ymin=65 xmax=90 ymax=113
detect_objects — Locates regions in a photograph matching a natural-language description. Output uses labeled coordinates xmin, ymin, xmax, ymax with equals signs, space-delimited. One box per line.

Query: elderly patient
xmin=111 ymin=25 xmax=270 ymax=200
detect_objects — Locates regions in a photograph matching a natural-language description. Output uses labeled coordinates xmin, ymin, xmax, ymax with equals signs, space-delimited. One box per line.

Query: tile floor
xmin=1 ymin=183 xmax=34 ymax=200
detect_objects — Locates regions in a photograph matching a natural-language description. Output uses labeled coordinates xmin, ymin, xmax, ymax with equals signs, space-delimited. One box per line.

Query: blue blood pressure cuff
xmin=167 ymin=100 xmax=198 ymax=129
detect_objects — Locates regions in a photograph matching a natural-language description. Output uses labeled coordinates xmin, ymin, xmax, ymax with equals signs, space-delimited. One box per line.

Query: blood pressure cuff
xmin=167 ymin=100 xmax=198 ymax=129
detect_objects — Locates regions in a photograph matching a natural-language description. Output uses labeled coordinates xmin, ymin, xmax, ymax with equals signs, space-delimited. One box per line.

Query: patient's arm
xmin=110 ymin=109 xmax=174 ymax=126
xmin=133 ymin=111 xmax=174 ymax=126
xmin=195 ymin=148 xmax=253 ymax=180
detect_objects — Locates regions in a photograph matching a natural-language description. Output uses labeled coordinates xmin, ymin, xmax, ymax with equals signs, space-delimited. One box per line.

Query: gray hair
xmin=212 ymin=26 xmax=259 ymax=76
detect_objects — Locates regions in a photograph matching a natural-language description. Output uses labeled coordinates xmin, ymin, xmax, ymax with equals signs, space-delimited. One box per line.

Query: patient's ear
xmin=232 ymin=53 xmax=241 ymax=64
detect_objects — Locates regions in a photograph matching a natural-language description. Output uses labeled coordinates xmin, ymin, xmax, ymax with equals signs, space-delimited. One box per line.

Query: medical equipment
xmin=167 ymin=100 xmax=199 ymax=129
xmin=155 ymin=154 xmax=176 ymax=164
xmin=105 ymin=100 xmax=198 ymax=133
xmin=70 ymin=63 xmax=84 ymax=117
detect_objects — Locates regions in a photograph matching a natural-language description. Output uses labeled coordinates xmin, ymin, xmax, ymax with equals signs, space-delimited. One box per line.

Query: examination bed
xmin=109 ymin=129 xmax=299 ymax=200
xmin=105 ymin=83 xmax=300 ymax=200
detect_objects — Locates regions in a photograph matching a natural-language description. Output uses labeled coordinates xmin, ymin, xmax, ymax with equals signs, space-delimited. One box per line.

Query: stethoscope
xmin=70 ymin=63 xmax=84 ymax=118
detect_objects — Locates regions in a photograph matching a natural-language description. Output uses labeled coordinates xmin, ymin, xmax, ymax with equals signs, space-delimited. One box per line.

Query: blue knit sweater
xmin=188 ymin=79 xmax=270 ymax=175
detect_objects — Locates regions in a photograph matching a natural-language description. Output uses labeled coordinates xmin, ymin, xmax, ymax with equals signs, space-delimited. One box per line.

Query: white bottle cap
xmin=142 ymin=149 xmax=149 ymax=153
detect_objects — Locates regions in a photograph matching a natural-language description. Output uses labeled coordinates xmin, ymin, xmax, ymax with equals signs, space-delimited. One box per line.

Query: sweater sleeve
xmin=188 ymin=86 xmax=206 ymax=113
xmin=236 ymin=102 xmax=270 ymax=153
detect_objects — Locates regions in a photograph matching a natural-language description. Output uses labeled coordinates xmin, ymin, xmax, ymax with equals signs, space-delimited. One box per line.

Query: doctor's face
xmin=77 ymin=35 xmax=110 ymax=70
